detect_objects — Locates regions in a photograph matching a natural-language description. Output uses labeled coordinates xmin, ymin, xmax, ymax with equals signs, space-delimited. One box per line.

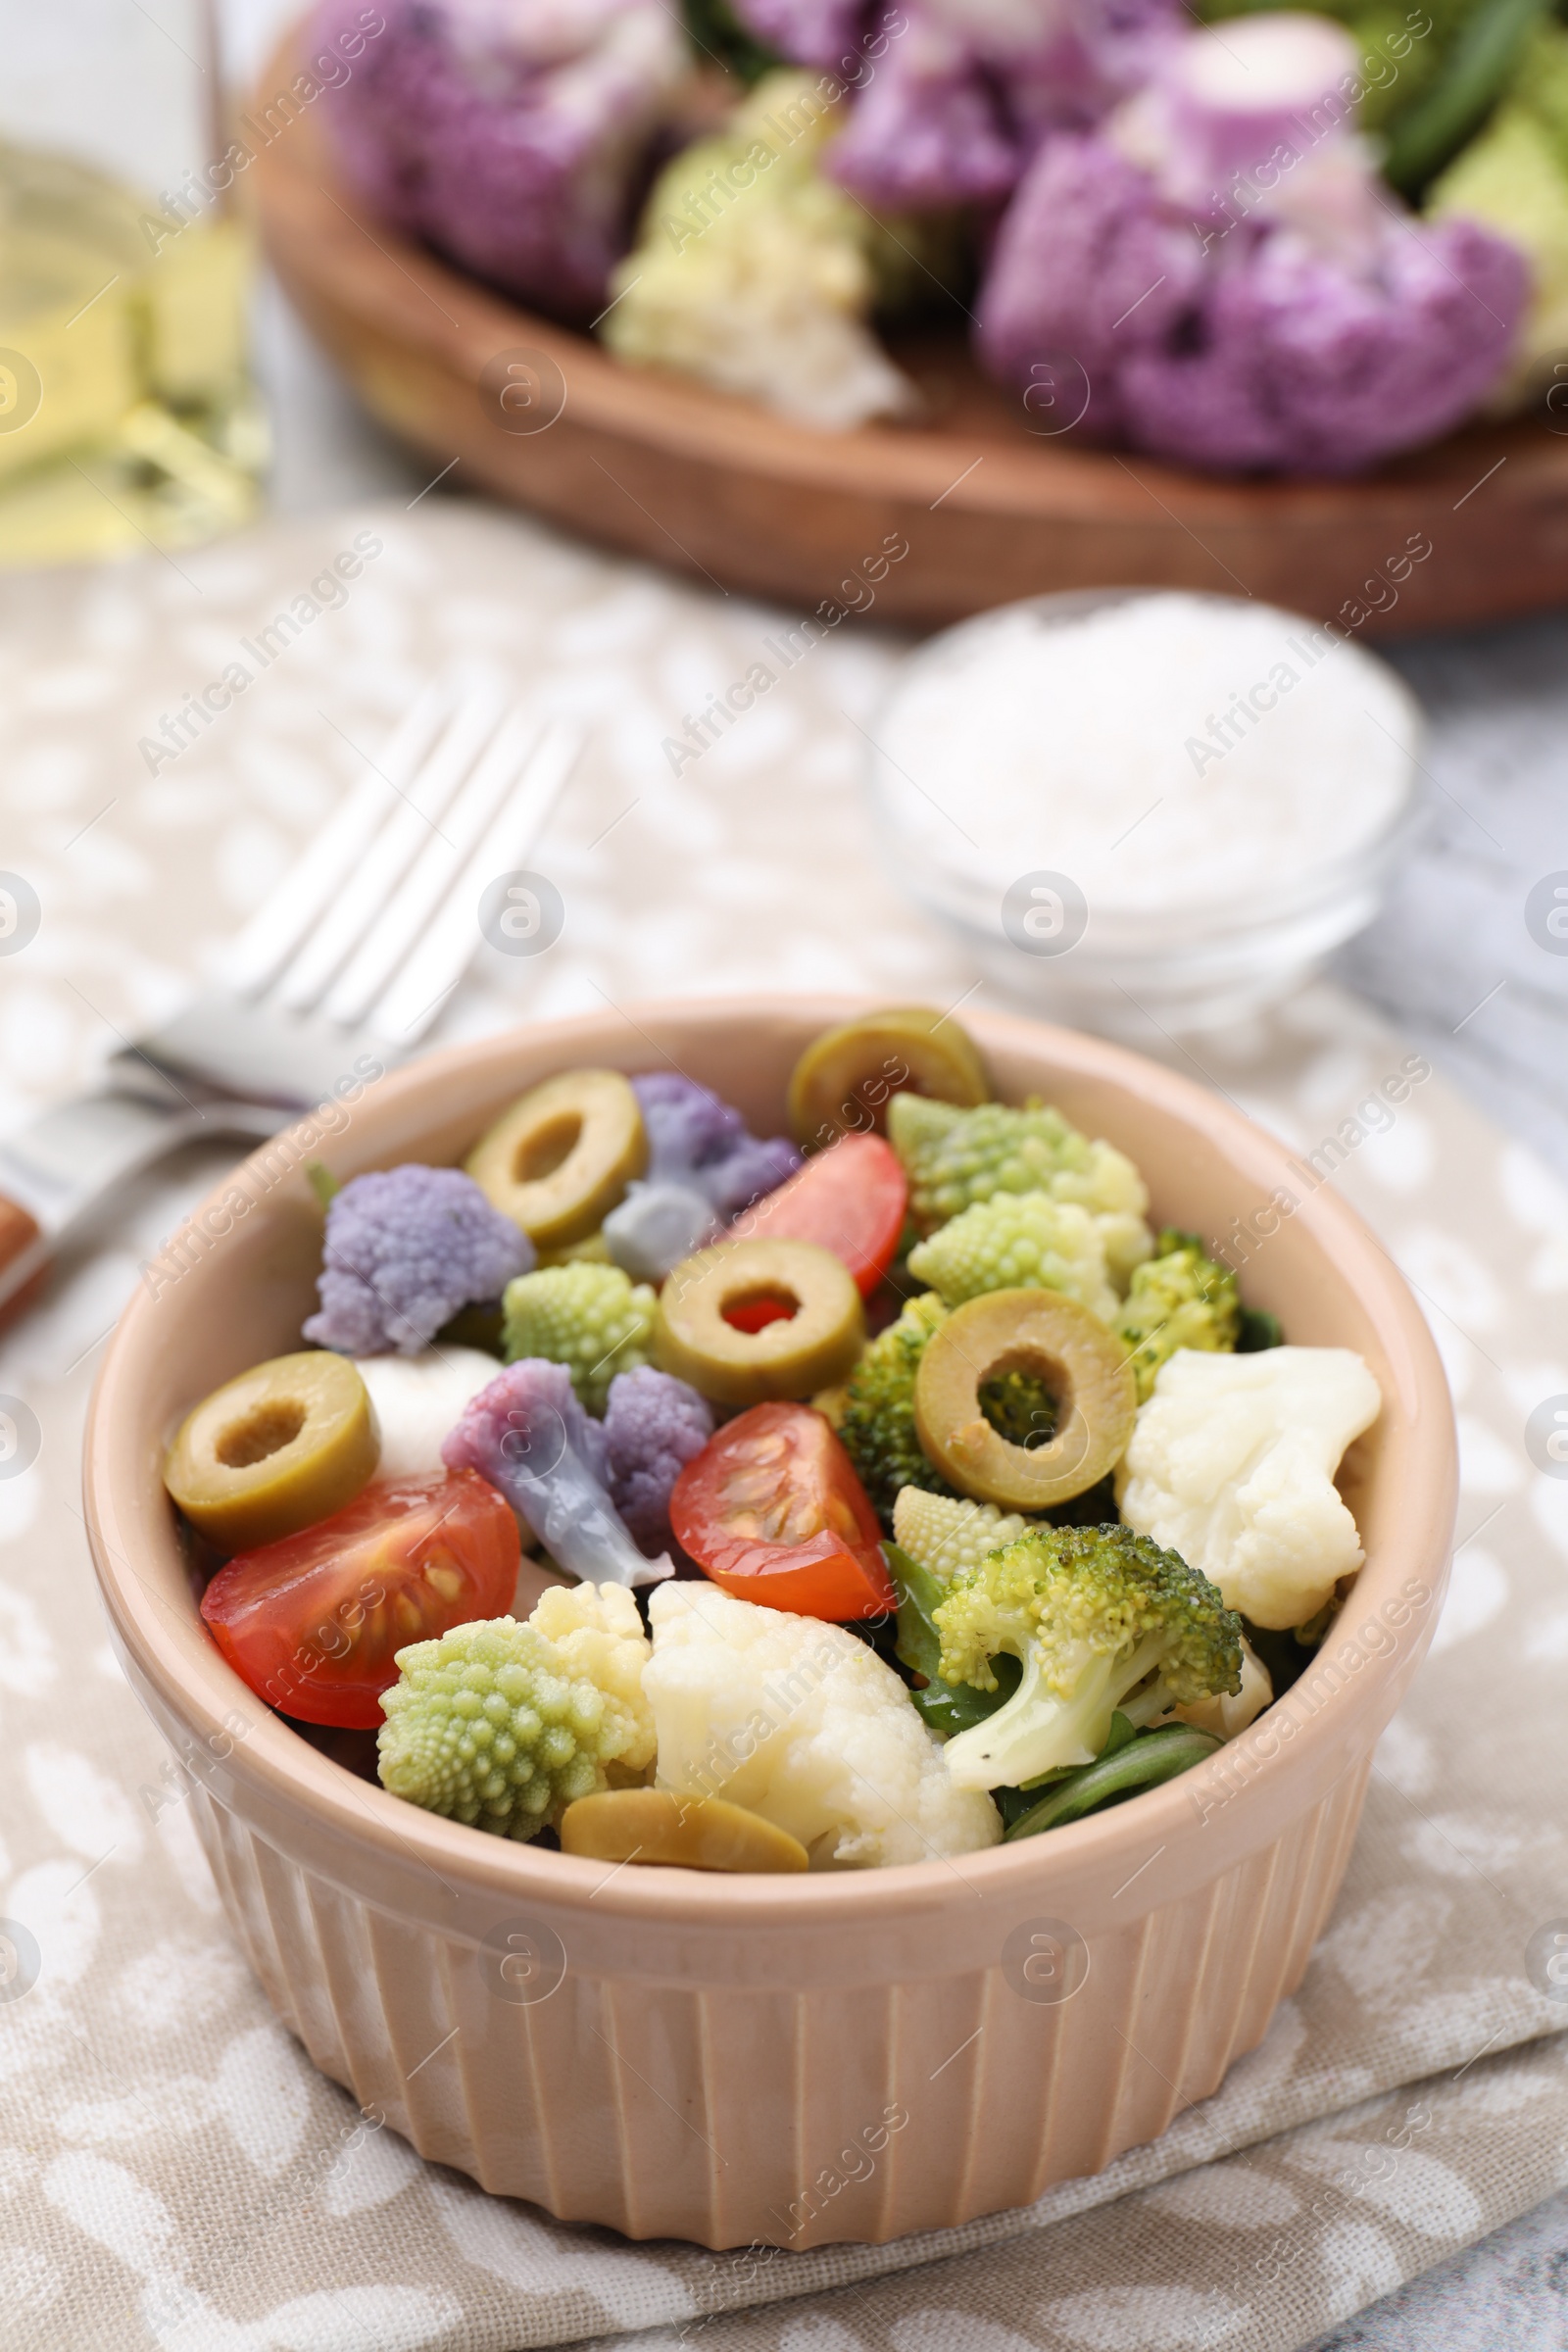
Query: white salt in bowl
xmin=866 ymin=589 xmax=1422 ymax=1036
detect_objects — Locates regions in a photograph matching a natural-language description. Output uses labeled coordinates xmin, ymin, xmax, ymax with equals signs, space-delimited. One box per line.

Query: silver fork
xmin=0 ymin=687 xmax=582 ymax=1319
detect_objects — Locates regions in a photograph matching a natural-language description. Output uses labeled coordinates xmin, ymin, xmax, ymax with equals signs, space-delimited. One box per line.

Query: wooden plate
xmin=254 ymin=30 xmax=1568 ymax=636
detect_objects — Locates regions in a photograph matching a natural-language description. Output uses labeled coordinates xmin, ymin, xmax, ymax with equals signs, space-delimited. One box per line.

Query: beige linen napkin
xmin=0 ymin=503 xmax=1563 ymax=2352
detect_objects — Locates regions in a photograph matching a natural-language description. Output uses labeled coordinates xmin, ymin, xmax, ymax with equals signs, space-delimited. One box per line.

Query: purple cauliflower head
xmin=976 ymin=15 xmax=1529 ymax=475
xmin=311 ymin=0 xmax=688 ymax=316
xmin=304 ymin=1165 xmax=531 ymax=1357
xmin=603 ymin=1367 xmax=714 ymax=1552
xmin=442 ymin=1358 xmax=669 ymax=1585
xmin=733 ymin=0 xmax=1178 ymax=209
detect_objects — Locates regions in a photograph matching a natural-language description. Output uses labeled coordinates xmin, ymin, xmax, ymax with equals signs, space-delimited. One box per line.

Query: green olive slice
xmin=654 ymin=1238 xmax=864 ymax=1405
xmin=786 ymin=1007 xmax=989 ymax=1147
xmin=913 ymin=1289 xmax=1135 ymax=1510
xmin=165 ymin=1350 xmax=378 ymax=1553
xmin=561 ymin=1788 xmax=808 ymax=1873
xmin=466 ymin=1069 xmax=646 ymax=1248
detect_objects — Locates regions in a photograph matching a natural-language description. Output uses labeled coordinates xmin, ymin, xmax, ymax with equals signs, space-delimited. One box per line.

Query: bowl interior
xmin=84 ymin=996 xmax=1454 ymax=1929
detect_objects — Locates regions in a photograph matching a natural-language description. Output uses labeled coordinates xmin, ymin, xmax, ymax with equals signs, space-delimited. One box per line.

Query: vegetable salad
xmin=167 ymin=1008 xmax=1381 ymax=1875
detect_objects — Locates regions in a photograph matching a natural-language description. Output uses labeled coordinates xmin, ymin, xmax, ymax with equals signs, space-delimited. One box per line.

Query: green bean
xmin=1003 ymin=1724 xmax=1223 ymax=1841
xmin=1384 ymin=0 xmax=1549 ymax=195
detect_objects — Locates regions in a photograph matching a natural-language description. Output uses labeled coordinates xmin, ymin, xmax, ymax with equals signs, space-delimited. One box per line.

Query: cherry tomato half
xmin=199 ymin=1470 xmax=519 ymax=1728
xmin=730 ymin=1134 xmax=906 ymax=1308
xmin=670 ymin=1402 xmax=895 ymax=1620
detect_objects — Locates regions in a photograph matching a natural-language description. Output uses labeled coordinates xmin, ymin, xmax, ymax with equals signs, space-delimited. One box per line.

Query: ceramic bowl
xmin=83 ymin=997 xmax=1456 ymax=2249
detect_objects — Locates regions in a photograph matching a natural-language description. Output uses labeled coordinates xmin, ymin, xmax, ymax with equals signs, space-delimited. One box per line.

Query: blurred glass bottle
xmin=0 ymin=0 xmax=265 ymax=566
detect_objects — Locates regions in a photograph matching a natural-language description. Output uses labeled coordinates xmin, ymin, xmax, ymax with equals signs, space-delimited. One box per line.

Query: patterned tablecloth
xmin=1 ymin=500 xmax=1566 ymax=2352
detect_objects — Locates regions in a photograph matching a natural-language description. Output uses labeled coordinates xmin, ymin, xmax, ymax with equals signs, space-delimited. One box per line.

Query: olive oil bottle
xmin=0 ymin=0 xmax=265 ymax=567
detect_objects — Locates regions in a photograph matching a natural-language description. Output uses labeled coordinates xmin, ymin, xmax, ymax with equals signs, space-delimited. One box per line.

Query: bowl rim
xmin=83 ymin=994 xmax=1456 ymax=1931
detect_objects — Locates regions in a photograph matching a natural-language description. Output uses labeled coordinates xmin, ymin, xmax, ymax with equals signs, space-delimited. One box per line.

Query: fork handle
xmin=0 ymin=1197 xmax=49 ymax=1327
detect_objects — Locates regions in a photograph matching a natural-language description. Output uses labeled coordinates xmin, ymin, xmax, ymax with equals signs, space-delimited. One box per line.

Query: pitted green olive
xmin=165 ymin=1350 xmax=378 ymax=1553
xmin=466 ymin=1069 xmax=645 ymax=1248
xmin=561 ymin=1788 xmax=808 ymax=1873
xmin=653 ymin=1238 xmax=864 ymax=1404
xmin=786 ymin=1007 xmax=988 ymax=1147
xmin=913 ymin=1289 xmax=1135 ymax=1510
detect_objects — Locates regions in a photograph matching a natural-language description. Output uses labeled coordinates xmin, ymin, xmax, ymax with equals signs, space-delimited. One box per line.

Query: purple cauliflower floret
xmin=701 ymin=1132 xmax=803 ymax=1221
xmin=305 ymin=1165 xmax=531 ymax=1357
xmin=630 ymin=1073 xmax=802 ymax=1209
xmin=311 ymin=0 xmax=687 ymax=317
xmin=976 ymin=15 xmax=1529 ymax=475
xmin=603 ymin=1367 xmax=714 ymax=1552
xmin=604 ymin=1075 xmax=803 ymax=1281
xmin=442 ymin=1359 xmax=669 ymax=1586
xmin=733 ymin=0 xmax=1177 ymax=209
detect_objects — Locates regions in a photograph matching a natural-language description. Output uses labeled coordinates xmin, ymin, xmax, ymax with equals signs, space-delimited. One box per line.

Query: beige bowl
xmin=83 ymin=998 xmax=1455 ymax=2249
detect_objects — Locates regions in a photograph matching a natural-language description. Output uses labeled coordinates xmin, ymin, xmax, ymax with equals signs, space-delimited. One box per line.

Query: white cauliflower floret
xmin=892 ymin=1489 xmax=1031 ymax=1583
xmin=532 ymin=1582 xmax=656 ymax=1771
xmin=644 ymin=1583 xmax=1001 ymax=1868
xmin=1174 ymin=1636 xmax=1273 ymax=1740
xmin=1118 ymin=1347 xmax=1382 ymax=1632
xmin=355 ymin=1347 xmax=506 ymax=1479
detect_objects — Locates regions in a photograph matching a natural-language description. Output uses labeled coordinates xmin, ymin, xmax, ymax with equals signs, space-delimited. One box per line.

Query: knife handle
xmin=0 ymin=1197 xmax=50 ymax=1327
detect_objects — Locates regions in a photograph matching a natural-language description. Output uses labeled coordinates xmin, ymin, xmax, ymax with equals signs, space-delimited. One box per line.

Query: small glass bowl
xmin=864 ymin=589 xmax=1423 ymax=1038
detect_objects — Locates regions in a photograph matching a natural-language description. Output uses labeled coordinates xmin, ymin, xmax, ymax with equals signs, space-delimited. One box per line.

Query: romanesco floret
xmin=304 ymin=1163 xmax=532 ymax=1356
xmin=376 ymin=1584 xmax=655 ymax=1839
xmin=644 ymin=1581 xmax=1002 ymax=1866
xmin=603 ymin=73 xmax=916 ymax=430
xmin=1113 ymin=1228 xmax=1239 ymax=1401
xmin=892 ymin=1489 xmax=1031 ymax=1583
xmin=502 ymin=1262 xmax=657 ymax=1413
xmin=887 ymin=1093 xmax=1151 ymax=1244
xmin=835 ymin=1290 xmax=956 ymax=1524
xmin=906 ymin=1191 xmax=1120 ymax=1323
xmin=934 ymin=1524 xmax=1243 ymax=1790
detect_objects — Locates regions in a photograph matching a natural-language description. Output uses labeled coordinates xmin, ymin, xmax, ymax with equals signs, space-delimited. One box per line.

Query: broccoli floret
xmin=1113 ymin=1227 xmax=1240 ymax=1400
xmin=304 ymin=1164 xmax=532 ymax=1356
xmin=603 ymin=1365 xmax=713 ymax=1552
xmin=604 ymin=1073 xmax=800 ymax=1280
xmin=887 ymin=1093 xmax=1151 ymax=1248
xmin=892 ymin=1489 xmax=1031 ymax=1583
xmin=442 ymin=1359 xmax=669 ymax=1587
xmin=501 ymin=1262 xmax=657 ymax=1413
xmin=906 ymin=1191 xmax=1120 ymax=1322
xmin=836 ymin=1291 xmax=957 ymax=1524
xmin=377 ymin=1583 xmax=655 ymax=1839
xmin=934 ymin=1524 xmax=1243 ymax=1790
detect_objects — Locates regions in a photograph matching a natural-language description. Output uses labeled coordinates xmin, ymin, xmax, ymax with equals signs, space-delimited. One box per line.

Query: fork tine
xmin=273 ymin=688 xmax=507 ymax=1015
xmin=368 ymin=721 xmax=583 ymax=1044
xmin=224 ymin=684 xmax=452 ymax=999
xmin=322 ymin=706 xmax=543 ymax=1028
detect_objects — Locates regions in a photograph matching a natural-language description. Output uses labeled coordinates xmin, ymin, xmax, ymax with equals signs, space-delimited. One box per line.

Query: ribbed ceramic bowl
xmin=83 ymin=997 xmax=1456 ymax=2249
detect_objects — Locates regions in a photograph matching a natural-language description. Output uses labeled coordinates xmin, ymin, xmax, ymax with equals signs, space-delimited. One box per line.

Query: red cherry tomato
xmin=200 ymin=1470 xmax=519 ymax=1728
xmin=729 ymin=1134 xmax=906 ymax=1306
xmin=670 ymin=1402 xmax=896 ymax=1620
